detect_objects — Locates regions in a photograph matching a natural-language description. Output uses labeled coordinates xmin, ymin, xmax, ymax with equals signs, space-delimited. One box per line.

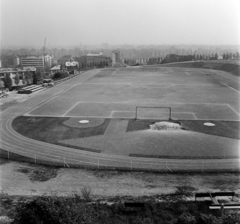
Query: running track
xmin=1 ymin=69 xmax=240 ymax=172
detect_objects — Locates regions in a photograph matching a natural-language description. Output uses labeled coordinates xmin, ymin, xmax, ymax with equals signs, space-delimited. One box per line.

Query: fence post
xmin=63 ymin=157 xmax=70 ymax=168
xmin=165 ymin=161 xmax=172 ymax=172
xmin=7 ymin=150 xmax=10 ymax=159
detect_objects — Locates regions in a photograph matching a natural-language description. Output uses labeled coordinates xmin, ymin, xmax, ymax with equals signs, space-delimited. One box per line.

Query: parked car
xmin=42 ymin=79 xmax=54 ymax=87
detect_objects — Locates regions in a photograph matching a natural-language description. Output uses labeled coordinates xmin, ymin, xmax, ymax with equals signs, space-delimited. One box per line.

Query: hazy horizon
xmin=1 ymin=0 xmax=240 ymax=47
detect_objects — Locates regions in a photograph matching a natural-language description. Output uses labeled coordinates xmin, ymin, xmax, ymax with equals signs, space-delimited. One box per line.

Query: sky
xmin=1 ymin=0 xmax=240 ymax=47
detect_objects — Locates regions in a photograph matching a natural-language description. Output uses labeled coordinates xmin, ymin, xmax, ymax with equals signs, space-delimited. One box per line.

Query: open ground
xmin=0 ymin=66 xmax=240 ymax=172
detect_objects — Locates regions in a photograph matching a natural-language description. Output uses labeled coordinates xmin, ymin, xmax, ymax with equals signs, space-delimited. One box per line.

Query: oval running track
xmin=1 ymin=69 xmax=240 ymax=172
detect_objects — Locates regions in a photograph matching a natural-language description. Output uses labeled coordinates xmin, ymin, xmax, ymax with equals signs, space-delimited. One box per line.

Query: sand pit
xmin=149 ymin=121 xmax=182 ymax=131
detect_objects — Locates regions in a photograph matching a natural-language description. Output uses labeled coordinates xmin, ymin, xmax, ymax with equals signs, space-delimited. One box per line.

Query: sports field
xmin=26 ymin=67 xmax=240 ymax=120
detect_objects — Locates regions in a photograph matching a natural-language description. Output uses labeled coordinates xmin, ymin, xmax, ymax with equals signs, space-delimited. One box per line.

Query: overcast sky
xmin=1 ymin=0 xmax=240 ymax=47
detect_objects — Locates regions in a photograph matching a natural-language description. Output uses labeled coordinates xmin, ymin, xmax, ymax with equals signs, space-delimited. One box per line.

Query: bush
xmin=197 ymin=213 xmax=221 ymax=224
xmin=178 ymin=212 xmax=196 ymax=224
xmin=81 ymin=186 xmax=92 ymax=202
xmin=53 ymin=72 xmax=69 ymax=80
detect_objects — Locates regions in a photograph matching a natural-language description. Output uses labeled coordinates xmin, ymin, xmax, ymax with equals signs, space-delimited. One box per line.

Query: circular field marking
xmin=79 ymin=120 xmax=89 ymax=124
xmin=204 ymin=122 xmax=215 ymax=127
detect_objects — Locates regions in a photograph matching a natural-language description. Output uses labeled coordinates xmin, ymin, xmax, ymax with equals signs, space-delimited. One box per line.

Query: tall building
xmin=21 ymin=56 xmax=44 ymax=70
xmin=111 ymin=50 xmax=121 ymax=66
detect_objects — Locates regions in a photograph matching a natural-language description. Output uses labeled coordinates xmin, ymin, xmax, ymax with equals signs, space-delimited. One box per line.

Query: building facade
xmin=0 ymin=55 xmax=20 ymax=68
xmin=0 ymin=68 xmax=35 ymax=89
xmin=44 ymin=55 xmax=53 ymax=68
xmin=21 ymin=56 xmax=44 ymax=70
xmin=75 ymin=54 xmax=111 ymax=69
xmin=57 ymin=55 xmax=74 ymax=66
xmin=111 ymin=50 xmax=121 ymax=66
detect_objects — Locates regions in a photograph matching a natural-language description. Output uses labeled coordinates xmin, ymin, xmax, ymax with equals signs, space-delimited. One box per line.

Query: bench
xmin=195 ymin=192 xmax=235 ymax=203
xmin=209 ymin=204 xmax=240 ymax=210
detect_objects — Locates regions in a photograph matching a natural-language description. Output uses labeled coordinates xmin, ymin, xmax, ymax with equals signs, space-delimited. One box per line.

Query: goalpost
xmin=135 ymin=106 xmax=172 ymax=120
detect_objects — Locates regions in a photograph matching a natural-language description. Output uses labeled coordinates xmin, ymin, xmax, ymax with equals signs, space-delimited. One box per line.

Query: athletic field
xmin=26 ymin=67 xmax=240 ymax=120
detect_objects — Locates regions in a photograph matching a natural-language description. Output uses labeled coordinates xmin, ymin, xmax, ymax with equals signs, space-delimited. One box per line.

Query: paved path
xmin=1 ymin=68 xmax=240 ymax=172
xmin=104 ymin=120 xmax=129 ymax=136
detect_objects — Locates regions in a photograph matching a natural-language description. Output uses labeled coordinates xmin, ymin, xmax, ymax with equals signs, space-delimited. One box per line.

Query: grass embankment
xmin=12 ymin=116 xmax=110 ymax=153
xmin=127 ymin=119 xmax=240 ymax=139
xmin=162 ymin=61 xmax=240 ymax=76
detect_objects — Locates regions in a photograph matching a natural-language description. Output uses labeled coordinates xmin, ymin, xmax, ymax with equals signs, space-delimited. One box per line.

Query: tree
xmin=0 ymin=80 xmax=5 ymax=93
xmin=4 ymin=74 xmax=12 ymax=90
xmin=236 ymin=52 xmax=239 ymax=60
xmin=14 ymin=73 xmax=20 ymax=89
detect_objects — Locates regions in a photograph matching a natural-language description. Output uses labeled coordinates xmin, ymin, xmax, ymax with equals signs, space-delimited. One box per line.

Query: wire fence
xmin=1 ymin=148 xmax=239 ymax=173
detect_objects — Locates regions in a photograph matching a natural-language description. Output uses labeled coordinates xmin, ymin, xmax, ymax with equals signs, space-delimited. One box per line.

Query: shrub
xmin=178 ymin=212 xmax=196 ymax=224
xmin=222 ymin=212 xmax=240 ymax=224
xmin=197 ymin=213 xmax=221 ymax=224
xmin=53 ymin=72 xmax=69 ymax=80
xmin=81 ymin=186 xmax=92 ymax=202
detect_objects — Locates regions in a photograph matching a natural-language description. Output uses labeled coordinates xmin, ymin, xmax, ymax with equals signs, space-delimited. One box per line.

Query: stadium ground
xmin=1 ymin=66 xmax=240 ymax=172
xmin=26 ymin=67 xmax=239 ymax=120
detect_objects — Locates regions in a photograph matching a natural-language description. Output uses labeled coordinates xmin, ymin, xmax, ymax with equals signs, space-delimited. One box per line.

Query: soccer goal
xmin=135 ymin=106 xmax=172 ymax=120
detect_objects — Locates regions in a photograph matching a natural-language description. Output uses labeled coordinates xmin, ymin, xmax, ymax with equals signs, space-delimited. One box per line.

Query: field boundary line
xmin=62 ymin=102 xmax=80 ymax=116
xmin=24 ymin=70 xmax=100 ymax=116
xmin=219 ymin=81 xmax=240 ymax=93
xmin=225 ymin=104 xmax=240 ymax=116
xmin=54 ymin=90 xmax=64 ymax=95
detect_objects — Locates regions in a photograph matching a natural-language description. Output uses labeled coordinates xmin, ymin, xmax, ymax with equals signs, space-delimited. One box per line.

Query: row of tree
xmin=3 ymin=71 xmax=38 ymax=90
xmin=148 ymin=52 xmax=240 ymax=65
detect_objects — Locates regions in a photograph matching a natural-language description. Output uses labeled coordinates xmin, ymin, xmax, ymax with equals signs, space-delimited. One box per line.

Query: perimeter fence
xmin=1 ymin=148 xmax=239 ymax=173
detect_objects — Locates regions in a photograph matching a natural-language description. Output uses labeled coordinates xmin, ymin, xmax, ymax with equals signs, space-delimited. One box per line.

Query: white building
xmin=44 ymin=55 xmax=53 ymax=68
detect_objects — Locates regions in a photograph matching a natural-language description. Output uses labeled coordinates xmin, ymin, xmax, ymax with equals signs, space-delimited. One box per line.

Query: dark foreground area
xmin=3 ymin=195 xmax=239 ymax=224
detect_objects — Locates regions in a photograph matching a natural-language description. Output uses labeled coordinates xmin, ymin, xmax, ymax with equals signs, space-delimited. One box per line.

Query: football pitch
xmin=26 ymin=67 xmax=240 ymax=121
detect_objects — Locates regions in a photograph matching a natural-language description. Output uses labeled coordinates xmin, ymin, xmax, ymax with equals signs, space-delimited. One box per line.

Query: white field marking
xmin=24 ymin=70 xmax=100 ymax=116
xmin=226 ymin=104 xmax=240 ymax=116
xmin=111 ymin=71 xmax=117 ymax=75
xmin=54 ymin=90 xmax=64 ymax=95
xmin=171 ymin=112 xmax=197 ymax=119
xmin=110 ymin=110 xmax=135 ymax=118
xmin=219 ymin=81 xmax=240 ymax=94
xmin=185 ymin=72 xmax=190 ymax=75
xmin=62 ymin=102 xmax=80 ymax=116
xmin=82 ymin=82 xmax=132 ymax=85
